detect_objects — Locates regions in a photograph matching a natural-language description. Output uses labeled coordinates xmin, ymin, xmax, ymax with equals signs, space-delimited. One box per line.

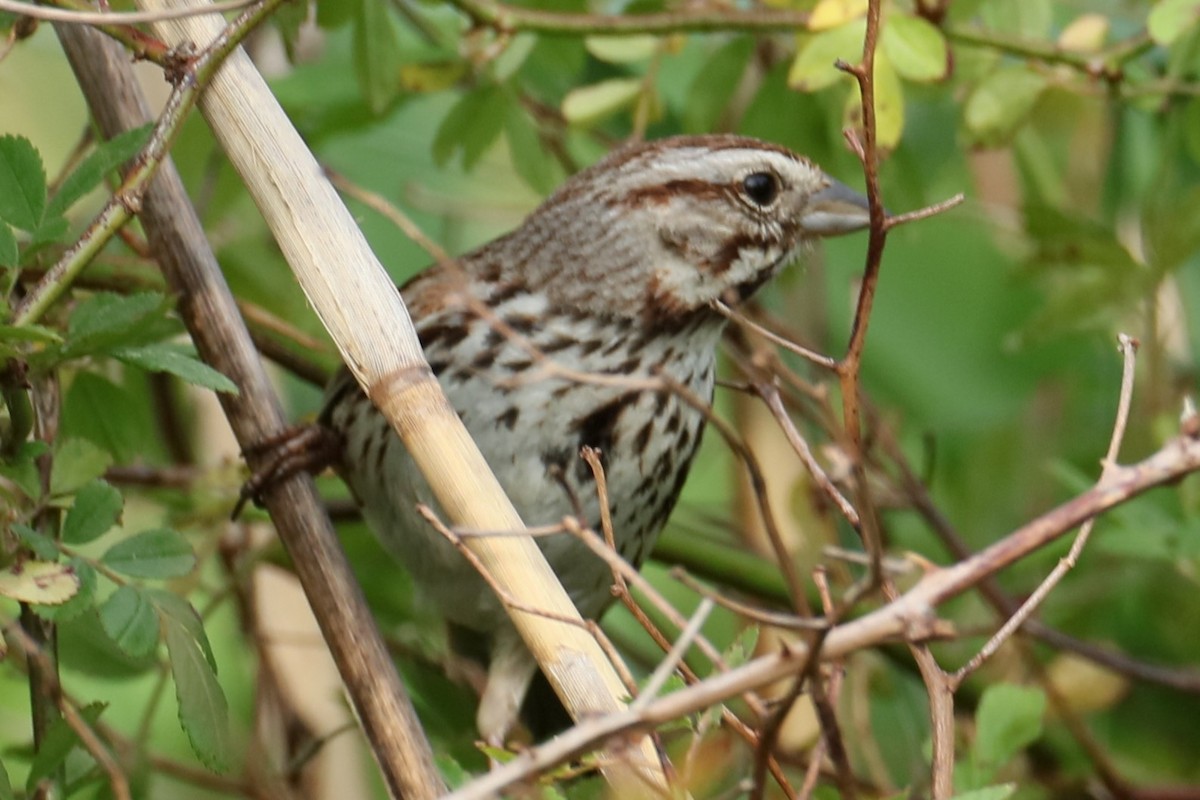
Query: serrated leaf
xmin=103 ymin=528 xmax=196 ymax=579
xmin=60 ymin=291 xmax=177 ymax=359
xmin=505 ymin=105 xmax=558 ymax=195
xmin=0 ymin=135 xmax=47 ymax=231
xmin=561 ymin=78 xmax=644 ymax=125
xmin=33 ymin=559 xmax=96 ymax=621
xmin=0 ymin=560 xmax=80 ymax=604
xmin=100 ymin=585 xmax=160 ymax=659
xmin=165 ymin=618 xmax=234 ymax=772
xmin=845 ymin=51 xmax=905 ymax=149
xmin=585 ymin=34 xmax=658 ymax=64
xmin=0 ymin=223 xmax=16 ymax=268
xmin=353 ymin=0 xmax=402 ymax=113
xmin=114 ymin=343 xmax=238 ymax=394
xmin=432 ymin=85 xmax=509 ymax=169
xmin=25 ymin=703 xmax=105 ymax=794
xmin=684 ymin=36 xmax=754 ymax=133
xmin=809 ymin=0 xmax=867 ymax=31
xmin=50 ymin=437 xmax=113 ymax=496
xmin=788 ymin=21 xmax=865 ymax=92
xmin=148 ymin=589 xmax=217 ymax=671
xmin=963 ymin=66 xmax=1048 ymax=145
xmin=62 ymin=480 xmax=123 ymax=544
xmin=882 ymin=13 xmax=948 ymax=82
xmin=972 ymin=684 xmax=1045 ymax=779
xmin=46 ymin=124 xmax=153 ymax=220
xmin=26 ymin=214 xmax=69 ymax=253
xmin=62 ymin=373 xmax=146 ymax=464
xmin=1149 ymin=0 xmax=1200 ymax=45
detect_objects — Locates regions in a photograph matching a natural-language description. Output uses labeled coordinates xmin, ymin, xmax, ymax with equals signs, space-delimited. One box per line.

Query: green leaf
xmin=492 ymin=32 xmax=537 ymax=82
xmin=505 ymin=105 xmax=559 ymax=195
xmin=809 ymin=0 xmax=867 ymax=30
xmin=0 ymin=560 xmax=79 ymax=604
xmin=114 ymin=343 xmax=239 ymax=394
xmin=722 ymin=625 xmax=760 ymax=669
xmin=963 ymin=66 xmax=1048 ymax=145
xmin=25 ymin=703 xmax=106 ymax=794
xmin=0 ymin=322 xmax=62 ymax=345
xmin=1149 ymin=0 xmax=1200 ymax=45
xmin=980 ymin=0 xmax=1051 ymax=38
xmin=0 ymin=756 xmax=12 ymax=800
xmin=882 ymin=13 xmax=948 ymax=82
xmin=845 ymin=50 xmax=905 ymax=149
xmin=353 ymin=0 xmax=402 ymax=113
xmin=100 ymin=584 xmax=161 ymax=659
xmin=46 ymin=124 xmax=153 ymax=220
xmin=62 ymin=373 xmax=149 ymax=464
xmin=0 ymin=441 xmax=48 ymax=500
xmin=584 ymin=34 xmax=659 ymax=64
xmin=33 ymin=559 xmax=97 ymax=621
xmin=788 ymin=20 xmax=865 ymax=92
xmin=0 ymin=222 xmax=16 ymax=268
xmin=50 ymin=437 xmax=113 ymax=496
xmin=561 ymin=78 xmax=644 ymax=125
xmin=62 ymin=479 xmax=123 ymax=544
xmin=684 ymin=37 xmax=754 ymax=133
xmin=14 ymin=523 xmax=58 ymax=560
xmin=972 ymin=684 xmax=1046 ymax=780
xmin=0 ymin=134 xmax=47 ymax=231
xmin=102 ymin=528 xmax=196 ymax=579
xmin=949 ymin=786 xmax=1016 ymax=800
xmin=432 ymin=85 xmax=508 ymax=169
xmin=60 ymin=291 xmax=178 ymax=359
xmin=149 ymin=588 xmax=217 ymax=671
xmin=164 ymin=614 xmax=233 ymax=772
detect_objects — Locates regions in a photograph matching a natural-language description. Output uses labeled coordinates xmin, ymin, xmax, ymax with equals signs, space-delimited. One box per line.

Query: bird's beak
xmin=799 ymin=178 xmax=873 ymax=236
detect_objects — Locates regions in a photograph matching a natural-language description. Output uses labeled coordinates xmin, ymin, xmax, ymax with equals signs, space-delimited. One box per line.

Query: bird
xmin=317 ymin=134 xmax=872 ymax=743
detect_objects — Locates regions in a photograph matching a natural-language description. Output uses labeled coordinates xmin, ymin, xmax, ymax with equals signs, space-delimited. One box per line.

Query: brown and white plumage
xmin=321 ymin=135 xmax=871 ymax=741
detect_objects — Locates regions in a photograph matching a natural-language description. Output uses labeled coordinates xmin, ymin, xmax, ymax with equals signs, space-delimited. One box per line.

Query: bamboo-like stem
xmin=134 ymin=0 xmax=669 ymax=792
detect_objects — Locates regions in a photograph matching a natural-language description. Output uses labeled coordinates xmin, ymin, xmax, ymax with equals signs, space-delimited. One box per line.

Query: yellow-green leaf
xmin=398 ymin=62 xmax=468 ymax=93
xmin=809 ymin=0 xmax=867 ymax=31
xmin=845 ymin=51 xmax=905 ymax=150
xmin=964 ymin=66 xmax=1049 ymax=145
xmin=585 ymin=34 xmax=659 ymax=64
xmin=1058 ymin=13 xmax=1109 ymax=53
xmin=562 ymin=78 xmax=644 ymax=125
xmin=788 ymin=20 xmax=865 ymax=92
xmin=0 ymin=560 xmax=80 ymax=605
xmin=1149 ymin=0 xmax=1200 ymax=46
xmin=882 ymin=13 xmax=948 ymax=83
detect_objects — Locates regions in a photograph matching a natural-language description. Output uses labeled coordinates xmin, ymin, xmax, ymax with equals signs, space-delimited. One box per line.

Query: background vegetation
xmin=2 ymin=0 xmax=1199 ymax=797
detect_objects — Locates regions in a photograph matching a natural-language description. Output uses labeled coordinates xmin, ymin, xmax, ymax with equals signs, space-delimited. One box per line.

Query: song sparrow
xmin=319 ymin=134 xmax=871 ymax=742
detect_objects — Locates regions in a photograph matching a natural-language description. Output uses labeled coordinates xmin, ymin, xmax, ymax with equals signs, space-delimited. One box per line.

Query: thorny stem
xmin=832 ymin=0 xmax=887 ymax=607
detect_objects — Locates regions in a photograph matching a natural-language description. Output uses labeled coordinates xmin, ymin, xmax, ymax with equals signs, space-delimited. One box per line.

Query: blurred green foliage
xmin=2 ymin=0 xmax=1200 ymax=797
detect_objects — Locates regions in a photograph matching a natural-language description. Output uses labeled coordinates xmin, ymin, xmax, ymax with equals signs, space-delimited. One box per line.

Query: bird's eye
xmin=741 ymin=172 xmax=780 ymax=207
